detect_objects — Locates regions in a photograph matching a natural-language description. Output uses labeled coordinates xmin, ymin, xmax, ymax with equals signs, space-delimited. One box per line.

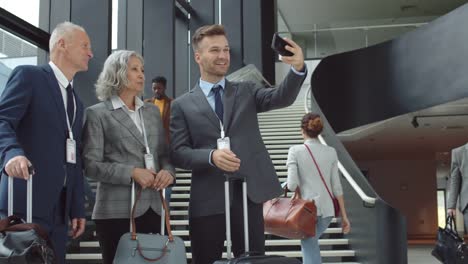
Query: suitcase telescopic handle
xmin=8 ymin=165 xmax=34 ymax=223
xmin=224 ymin=175 xmax=249 ymax=259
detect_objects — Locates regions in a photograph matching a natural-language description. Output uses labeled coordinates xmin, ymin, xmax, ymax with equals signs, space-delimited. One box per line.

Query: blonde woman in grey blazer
xmin=82 ymin=50 xmax=175 ymax=264
xmin=286 ymin=113 xmax=350 ymax=264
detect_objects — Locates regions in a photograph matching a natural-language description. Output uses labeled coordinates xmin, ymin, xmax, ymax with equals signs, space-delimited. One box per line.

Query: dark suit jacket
xmin=0 ymin=64 xmax=85 ymax=222
xmin=145 ymin=96 xmax=172 ymax=143
xmin=170 ymin=70 xmax=306 ymax=217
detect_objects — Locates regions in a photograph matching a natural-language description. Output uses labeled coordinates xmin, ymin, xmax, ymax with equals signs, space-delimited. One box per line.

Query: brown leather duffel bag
xmin=263 ymin=187 xmax=317 ymax=239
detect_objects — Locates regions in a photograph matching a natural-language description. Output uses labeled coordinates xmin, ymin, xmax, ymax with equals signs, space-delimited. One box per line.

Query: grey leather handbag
xmin=113 ymin=185 xmax=187 ymax=263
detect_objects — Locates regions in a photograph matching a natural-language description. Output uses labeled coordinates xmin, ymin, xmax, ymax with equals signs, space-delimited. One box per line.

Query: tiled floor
xmin=408 ymin=245 xmax=440 ymax=264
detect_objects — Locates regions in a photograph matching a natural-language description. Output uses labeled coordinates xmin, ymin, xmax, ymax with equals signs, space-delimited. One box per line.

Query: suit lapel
xmin=190 ymin=85 xmax=220 ymax=131
xmin=42 ymin=65 xmax=67 ymax=133
xmin=107 ymin=100 xmax=146 ymax=147
xmin=223 ymin=80 xmax=238 ymax=133
xmin=72 ymin=90 xmax=83 ymax=132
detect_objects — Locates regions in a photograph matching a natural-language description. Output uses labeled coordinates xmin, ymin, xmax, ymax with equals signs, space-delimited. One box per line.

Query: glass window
xmin=0 ymin=0 xmax=40 ymax=27
xmin=437 ymin=189 xmax=446 ymax=227
xmin=0 ymin=28 xmax=38 ymax=95
xmin=112 ymin=0 xmax=118 ymax=50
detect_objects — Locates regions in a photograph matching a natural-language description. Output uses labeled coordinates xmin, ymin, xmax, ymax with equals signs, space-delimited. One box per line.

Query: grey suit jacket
xmin=170 ymin=70 xmax=306 ymax=218
xmin=448 ymin=144 xmax=468 ymax=212
xmin=83 ymin=100 xmax=175 ymax=220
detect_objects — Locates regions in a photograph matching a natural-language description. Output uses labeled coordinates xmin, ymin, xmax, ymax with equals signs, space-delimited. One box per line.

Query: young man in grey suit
xmin=170 ymin=24 xmax=306 ymax=263
xmin=448 ymin=143 xmax=468 ymax=231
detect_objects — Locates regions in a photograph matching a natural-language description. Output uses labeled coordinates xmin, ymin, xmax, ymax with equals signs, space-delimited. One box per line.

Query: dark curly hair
xmin=301 ymin=113 xmax=323 ymax=138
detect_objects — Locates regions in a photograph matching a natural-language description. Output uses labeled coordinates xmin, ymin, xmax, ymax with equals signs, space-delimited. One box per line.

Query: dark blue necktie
xmin=66 ymin=83 xmax=75 ymax=126
xmin=212 ymin=85 xmax=224 ymax=122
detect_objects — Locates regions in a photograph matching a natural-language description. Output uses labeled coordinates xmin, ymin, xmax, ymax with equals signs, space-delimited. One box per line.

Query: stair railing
xmin=304 ymin=85 xmax=376 ymax=205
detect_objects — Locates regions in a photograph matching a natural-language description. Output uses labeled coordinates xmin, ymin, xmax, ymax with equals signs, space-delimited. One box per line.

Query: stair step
xmin=66 ymin=250 xmax=356 ymax=260
xmin=79 ymin=238 xmax=349 ymax=248
xmin=170 ymin=228 xmax=344 ymax=237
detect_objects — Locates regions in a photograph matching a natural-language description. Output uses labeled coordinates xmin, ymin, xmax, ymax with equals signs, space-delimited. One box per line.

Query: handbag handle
xmin=129 ymin=188 xmax=174 ymax=262
xmin=130 ymin=189 xmax=173 ymax=241
xmin=304 ymin=144 xmax=335 ymax=201
xmin=446 ymin=215 xmax=458 ymax=231
xmin=279 ymin=186 xmax=303 ymax=200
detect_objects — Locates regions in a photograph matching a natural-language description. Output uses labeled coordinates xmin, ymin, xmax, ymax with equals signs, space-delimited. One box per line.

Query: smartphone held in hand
xmin=271 ymin=33 xmax=294 ymax=57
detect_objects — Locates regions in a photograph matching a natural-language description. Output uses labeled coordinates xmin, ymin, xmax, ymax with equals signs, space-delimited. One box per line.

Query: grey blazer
xmin=170 ymin=70 xmax=306 ymax=218
xmin=83 ymin=100 xmax=175 ymax=220
xmin=286 ymin=139 xmax=343 ymax=218
xmin=448 ymin=144 xmax=468 ymax=212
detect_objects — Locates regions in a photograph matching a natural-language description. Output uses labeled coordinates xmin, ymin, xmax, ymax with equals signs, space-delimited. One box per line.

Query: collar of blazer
xmin=190 ymin=79 xmax=238 ymax=133
xmin=41 ymin=64 xmax=72 ymax=135
xmin=104 ymin=99 xmax=147 ymax=147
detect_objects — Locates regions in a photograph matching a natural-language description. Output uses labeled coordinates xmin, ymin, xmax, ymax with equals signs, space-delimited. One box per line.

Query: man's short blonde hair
xmin=49 ymin=21 xmax=85 ymax=52
xmin=192 ymin=24 xmax=226 ymax=52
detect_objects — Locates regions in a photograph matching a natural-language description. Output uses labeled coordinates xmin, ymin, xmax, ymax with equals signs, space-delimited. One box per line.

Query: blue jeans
xmin=301 ymin=216 xmax=333 ymax=264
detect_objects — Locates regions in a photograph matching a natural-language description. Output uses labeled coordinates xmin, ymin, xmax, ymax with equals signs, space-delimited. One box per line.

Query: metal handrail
xmin=304 ymin=86 xmax=376 ymax=205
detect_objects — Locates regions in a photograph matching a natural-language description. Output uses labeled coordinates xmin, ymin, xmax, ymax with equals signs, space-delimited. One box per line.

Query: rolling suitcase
xmin=213 ymin=176 xmax=302 ymax=264
xmin=0 ymin=169 xmax=56 ymax=263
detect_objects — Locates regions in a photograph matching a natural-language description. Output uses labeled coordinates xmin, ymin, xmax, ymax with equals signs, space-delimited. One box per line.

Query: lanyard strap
xmin=63 ymin=84 xmax=75 ymax=140
xmin=219 ymin=120 xmax=225 ymax=138
xmin=66 ymin=117 xmax=74 ymax=140
xmin=138 ymin=108 xmax=151 ymax=155
xmin=304 ymin=144 xmax=335 ymax=200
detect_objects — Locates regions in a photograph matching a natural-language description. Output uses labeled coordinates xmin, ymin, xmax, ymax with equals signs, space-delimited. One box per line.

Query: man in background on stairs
xmin=145 ymin=76 xmax=174 ymax=205
xmin=0 ymin=21 xmax=93 ymax=263
xmin=447 ymin=144 xmax=468 ymax=231
xmin=170 ymin=24 xmax=307 ymax=264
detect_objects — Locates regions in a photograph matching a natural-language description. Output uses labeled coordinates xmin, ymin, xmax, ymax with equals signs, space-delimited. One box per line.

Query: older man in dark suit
xmin=170 ymin=24 xmax=306 ymax=263
xmin=0 ymin=22 xmax=93 ymax=263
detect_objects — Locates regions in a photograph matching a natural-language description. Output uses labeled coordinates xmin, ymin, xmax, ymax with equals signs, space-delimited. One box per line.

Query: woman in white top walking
xmin=286 ymin=113 xmax=351 ymax=264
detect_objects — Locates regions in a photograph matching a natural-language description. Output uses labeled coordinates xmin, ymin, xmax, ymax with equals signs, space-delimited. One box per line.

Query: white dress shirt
xmin=48 ymin=61 xmax=76 ymax=123
xmin=111 ymin=95 xmax=145 ymax=133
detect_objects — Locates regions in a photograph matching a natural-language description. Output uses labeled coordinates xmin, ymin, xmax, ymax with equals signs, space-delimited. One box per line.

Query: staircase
xmin=66 ymin=88 xmax=358 ymax=263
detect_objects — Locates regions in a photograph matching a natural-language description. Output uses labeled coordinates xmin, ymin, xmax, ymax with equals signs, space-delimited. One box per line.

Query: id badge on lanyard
xmin=66 ymin=132 xmax=76 ymax=164
xmin=144 ymin=153 xmax=155 ymax=171
xmin=65 ymin=89 xmax=76 ymax=164
xmin=217 ymin=121 xmax=230 ymax=150
xmin=140 ymin=108 xmax=155 ymax=171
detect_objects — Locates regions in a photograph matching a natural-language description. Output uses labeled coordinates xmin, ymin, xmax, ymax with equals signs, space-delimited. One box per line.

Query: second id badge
xmin=217 ymin=137 xmax=231 ymax=150
xmin=144 ymin=153 xmax=155 ymax=171
xmin=66 ymin=138 xmax=76 ymax=164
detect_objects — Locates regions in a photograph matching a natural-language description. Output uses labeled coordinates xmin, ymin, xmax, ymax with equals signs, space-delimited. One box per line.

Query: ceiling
xmin=277 ymin=0 xmax=468 ymax=32
xmin=278 ymin=1 xmax=468 ymax=166
xmin=340 ymin=98 xmax=468 ymax=161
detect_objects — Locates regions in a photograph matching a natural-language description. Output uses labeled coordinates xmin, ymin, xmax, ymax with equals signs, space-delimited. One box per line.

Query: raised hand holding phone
xmin=271 ymin=33 xmax=294 ymax=56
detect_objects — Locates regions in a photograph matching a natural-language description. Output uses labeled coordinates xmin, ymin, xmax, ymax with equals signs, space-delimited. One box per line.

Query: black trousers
xmin=189 ymin=181 xmax=265 ymax=264
xmin=94 ymin=208 xmax=161 ymax=264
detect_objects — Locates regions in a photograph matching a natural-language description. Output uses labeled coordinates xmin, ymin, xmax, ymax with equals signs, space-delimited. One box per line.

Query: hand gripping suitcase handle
xmin=8 ymin=166 xmax=34 ymax=223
